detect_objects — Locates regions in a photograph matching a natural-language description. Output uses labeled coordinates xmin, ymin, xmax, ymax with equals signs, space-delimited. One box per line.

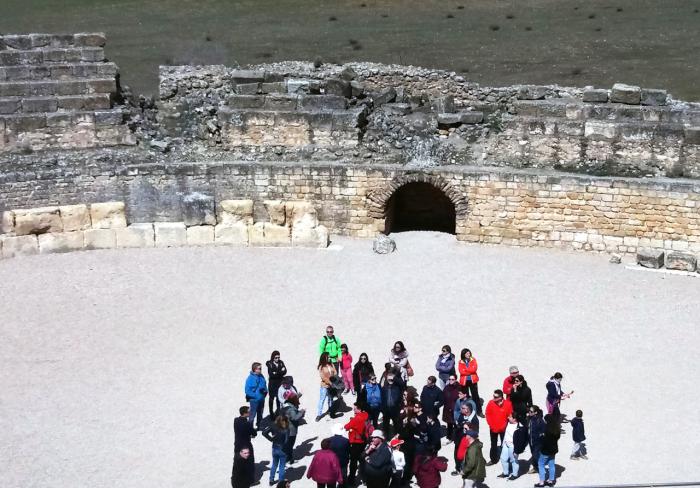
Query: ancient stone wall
xmin=0 ymin=33 xmax=135 ymax=153
xmin=1 ymin=151 xmax=698 ymax=255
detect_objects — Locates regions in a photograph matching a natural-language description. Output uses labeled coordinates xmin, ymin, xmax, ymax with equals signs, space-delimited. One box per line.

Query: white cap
xmin=371 ymin=429 xmax=385 ymax=440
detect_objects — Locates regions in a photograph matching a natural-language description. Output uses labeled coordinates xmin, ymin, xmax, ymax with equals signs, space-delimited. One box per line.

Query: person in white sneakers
xmin=389 ymin=437 xmax=406 ymax=487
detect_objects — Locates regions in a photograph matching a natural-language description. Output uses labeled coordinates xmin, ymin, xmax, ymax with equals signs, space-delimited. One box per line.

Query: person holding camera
xmin=244 ymin=362 xmax=268 ymax=430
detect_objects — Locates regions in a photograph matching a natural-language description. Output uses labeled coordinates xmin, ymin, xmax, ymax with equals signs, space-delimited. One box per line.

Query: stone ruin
xmin=1 ymin=33 xmax=700 ymax=269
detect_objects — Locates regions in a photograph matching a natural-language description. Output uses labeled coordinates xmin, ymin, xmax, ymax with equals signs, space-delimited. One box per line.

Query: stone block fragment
xmin=324 ymin=78 xmax=351 ymax=98
xmin=286 ymin=201 xmax=318 ymax=229
xmin=637 ymin=248 xmax=664 ymax=269
xmin=292 ymin=225 xmax=329 ymax=248
xmin=665 ymin=251 xmax=697 ymax=272
xmin=641 ymin=88 xmax=667 ymax=106
xmin=584 ymin=121 xmax=618 ymax=140
xmin=373 ymin=234 xmax=396 ymax=254
xmin=218 ymin=199 xmax=254 ymax=225
xmin=373 ymin=88 xmax=397 ymax=107
xmin=263 ymin=200 xmax=286 ymax=225
xmin=261 ymin=81 xmax=286 ymax=94
xmin=74 ymin=33 xmax=106 ymax=47
xmin=287 ymin=79 xmax=310 ymax=94
xmin=684 ymin=127 xmax=700 ymax=145
xmin=1 ymin=210 xmax=14 ymax=234
xmin=38 ymin=231 xmax=85 ymax=254
xmin=236 ymin=82 xmax=260 ymax=95
xmin=429 ymin=95 xmax=454 ymax=113
xmin=248 ymin=222 xmax=265 ymax=246
xmin=383 ymin=103 xmax=411 ymax=115
xmin=214 ymin=223 xmax=249 ymax=246
xmin=298 ymin=95 xmax=347 ymax=111
xmin=517 ymin=85 xmax=547 ymax=100
xmin=459 ymin=111 xmax=484 ymax=124
xmin=115 ymin=223 xmax=155 ymax=248
xmin=181 ymin=193 xmax=216 ymax=226
xmin=264 ymin=223 xmax=291 ymax=247
xmin=230 ymin=70 xmax=265 ymax=83
xmin=90 ymin=202 xmax=127 ymax=229
xmin=59 ymin=204 xmax=91 ymax=231
xmin=84 ymin=228 xmax=116 ymax=250
xmin=0 ymin=99 xmax=20 ymax=114
xmin=154 ymin=222 xmax=186 ymax=248
xmin=437 ymin=113 xmax=462 ymax=126
xmin=14 ymin=207 xmax=63 ymax=235
xmin=1 ymin=234 xmax=38 ymax=258
xmin=582 ymin=88 xmax=609 ymax=103
xmin=339 ymin=66 xmax=357 ymax=81
xmin=610 ymin=83 xmax=641 ymax=105
xmin=186 ymin=225 xmax=215 ymax=246
xmin=350 ymin=80 xmax=364 ymax=98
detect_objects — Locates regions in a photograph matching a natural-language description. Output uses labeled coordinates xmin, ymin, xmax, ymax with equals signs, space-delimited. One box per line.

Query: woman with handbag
xmin=389 ymin=341 xmax=411 ymax=382
xmin=317 ymin=352 xmax=338 ymax=422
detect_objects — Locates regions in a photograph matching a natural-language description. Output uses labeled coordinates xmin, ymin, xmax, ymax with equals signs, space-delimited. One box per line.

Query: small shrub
xmin=571 ymin=67 xmax=583 ymax=76
xmin=348 ymin=39 xmax=359 ymax=45
xmin=595 ymin=27 xmax=602 ymax=31
xmin=524 ymin=26 xmax=533 ymax=31
xmin=381 ymin=13 xmax=389 ymax=17
xmin=352 ymin=43 xmax=363 ymax=51
xmin=616 ymin=7 xmax=623 ymax=12
xmin=329 ymin=16 xmax=337 ymax=21
xmin=447 ymin=14 xmax=454 ymax=19
xmin=489 ymin=24 xmax=500 ymax=31
xmin=259 ymin=52 xmax=272 ymax=59
xmin=360 ymin=2 xmax=366 ymax=7
xmin=457 ymin=5 xmax=465 ymax=9
xmin=588 ymin=13 xmax=596 ymax=19
xmin=205 ymin=35 xmax=212 ymax=42
xmin=313 ymin=57 xmax=323 ymax=68
xmin=506 ymin=14 xmax=514 ymax=19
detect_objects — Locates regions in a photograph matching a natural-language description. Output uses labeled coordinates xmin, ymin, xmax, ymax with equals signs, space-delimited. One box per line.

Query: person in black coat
xmin=353 ymin=352 xmax=375 ymax=395
xmin=527 ymin=405 xmax=546 ymax=474
xmin=266 ymin=350 xmax=288 ymax=417
xmin=231 ymin=446 xmax=255 ymax=488
xmin=535 ymin=414 xmax=561 ymax=487
xmin=234 ymin=406 xmax=257 ymax=456
xmin=509 ymin=375 xmax=533 ymax=423
xmin=419 ymin=376 xmax=445 ymax=418
xmin=381 ymin=373 xmax=405 ymax=436
xmin=330 ymin=424 xmax=351 ymax=487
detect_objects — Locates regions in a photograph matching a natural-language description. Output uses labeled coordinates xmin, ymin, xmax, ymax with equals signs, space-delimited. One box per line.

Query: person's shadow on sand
xmin=284 ymin=465 xmax=307 ymax=482
xmin=293 ymin=436 xmax=317 ymax=462
xmin=254 ymin=460 xmax=269 ymax=484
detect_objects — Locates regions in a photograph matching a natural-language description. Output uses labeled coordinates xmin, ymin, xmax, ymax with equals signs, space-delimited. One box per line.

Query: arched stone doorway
xmin=385 ymin=182 xmax=456 ymax=233
xmin=367 ymin=173 xmax=468 ymax=236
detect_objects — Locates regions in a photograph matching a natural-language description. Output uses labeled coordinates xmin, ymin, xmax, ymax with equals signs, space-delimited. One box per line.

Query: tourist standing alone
xmin=458 ymin=349 xmax=482 ymax=417
xmin=435 ymin=345 xmax=456 ymax=389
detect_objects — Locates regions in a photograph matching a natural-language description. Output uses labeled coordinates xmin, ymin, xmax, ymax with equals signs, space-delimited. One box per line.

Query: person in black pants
xmin=266 ymin=350 xmax=287 ymax=418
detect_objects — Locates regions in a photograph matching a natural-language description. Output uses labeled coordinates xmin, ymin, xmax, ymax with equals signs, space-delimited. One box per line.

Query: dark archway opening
xmin=385 ymin=182 xmax=456 ymax=234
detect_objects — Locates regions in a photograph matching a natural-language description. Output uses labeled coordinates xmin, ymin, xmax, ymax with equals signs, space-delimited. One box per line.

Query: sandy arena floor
xmin=1 ymin=232 xmax=699 ymax=488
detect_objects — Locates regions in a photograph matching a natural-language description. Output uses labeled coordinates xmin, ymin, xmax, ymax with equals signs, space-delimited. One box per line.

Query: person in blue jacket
xmin=244 ymin=362 xmax=268 ymax=430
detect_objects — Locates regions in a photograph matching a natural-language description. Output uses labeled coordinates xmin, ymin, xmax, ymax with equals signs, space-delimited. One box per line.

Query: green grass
xmin=2 ymin=0 xmax=699 ymax=100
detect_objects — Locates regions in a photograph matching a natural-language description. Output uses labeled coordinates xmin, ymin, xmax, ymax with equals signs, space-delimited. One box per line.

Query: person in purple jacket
xmin=434 ymin=345 xmax=456 ymax=389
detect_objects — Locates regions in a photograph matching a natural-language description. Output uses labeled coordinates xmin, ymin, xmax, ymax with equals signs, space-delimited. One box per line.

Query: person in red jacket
xmin=484 ymin=389 xmax=513 ymax=465
xmin=307 ymin=437 xmax=344 ymax=488
xmin=457 ymin=349 xmax=483 ymax=417
xmin=344 ymin=402 xmax=369 ymax=486
xmin=502 ymin=366 xmax=520 ymax=398
xmin=413 ymin=446 xmax=449 ymax=488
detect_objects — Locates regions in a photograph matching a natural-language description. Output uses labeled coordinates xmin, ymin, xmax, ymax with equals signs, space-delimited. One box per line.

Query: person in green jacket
xmin=319 ymin=325 xmax=342 ymax=365
xmin=462 ymin=430 xmax=486 ymax=488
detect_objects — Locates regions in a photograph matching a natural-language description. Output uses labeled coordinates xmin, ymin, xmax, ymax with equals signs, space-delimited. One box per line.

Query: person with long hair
xmin=340 ymin=343 xmax=355 ymax=395
xmin=266 ymin=350 xmax=287 ymax=417
xmin=317 ymin=352 xmax=338 ymax=421
xmin=262 ymin=416 xmax=290 ymax=486
xmin=307 ymin=437 xmax=344 ymax=488
xmin=535 ymin=414 xmax=561 ymax=487
xmin=413 ymin=445 xmax=449 ymax=488
xmin=545 ymin=372 xmax=572 ymax=418
xmin=442 ymin=374 xmax=461 ymax=440
xmin=280 ymin=392 xmax=305 ymax=464
xmin=509 ymin=374 xmax=533 ymax=423
xmin=352 ymin=352 xmax=375 ymax=396
xmin=389 ymin=341 xmax=411 ymax=382
xmin=458 ymin=349 xmax=482 ymax=417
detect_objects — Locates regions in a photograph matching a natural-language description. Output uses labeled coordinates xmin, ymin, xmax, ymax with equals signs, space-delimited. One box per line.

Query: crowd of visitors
xmin=231 ymin=327 xmax=586 ymax=488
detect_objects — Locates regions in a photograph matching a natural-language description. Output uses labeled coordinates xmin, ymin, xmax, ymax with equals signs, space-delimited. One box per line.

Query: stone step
xmin=0 ymin=33 xmax=106 ymax=50
xmin=0 ymin=94 xmax=112 ymax=114
xmin=0 ymin=63 xmax=117 ymax=81
xmin=0 ymin=108 xmax=127 ymax=132
xmin=226 ymin=94 xmax=348 ymax=111
xmin=0 ymin=78 xmax=116 ymax=97
xmin=0 ymin=47 xmax=105 ymax=66
xmin=217 ymin=107 xmax=364 ymax=129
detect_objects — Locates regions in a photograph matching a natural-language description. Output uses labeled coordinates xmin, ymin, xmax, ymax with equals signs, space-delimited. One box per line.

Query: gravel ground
xmin=1 ymin=232 xmax=699 ymax=488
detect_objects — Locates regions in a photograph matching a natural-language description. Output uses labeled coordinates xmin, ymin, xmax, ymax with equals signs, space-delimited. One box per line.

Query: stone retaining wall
xmin=0 ymin=33 xmax=135 ymax=153
xmin=0 ymin=152 xmax=697 ymax=256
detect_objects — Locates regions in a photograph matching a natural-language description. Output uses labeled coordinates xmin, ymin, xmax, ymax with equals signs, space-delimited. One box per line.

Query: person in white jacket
xmin=389 ymin=437 xmax=406 ymax=487
xmin=498 ymin=415 xmax=520 ymax=480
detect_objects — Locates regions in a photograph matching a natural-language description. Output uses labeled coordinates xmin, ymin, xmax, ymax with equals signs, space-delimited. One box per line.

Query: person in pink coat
xmin=307 ymin=438 xmax=344 ymax=488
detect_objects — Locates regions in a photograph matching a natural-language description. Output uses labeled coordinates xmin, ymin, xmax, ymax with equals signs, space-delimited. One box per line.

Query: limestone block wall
xmin=0 ymin=198 xmax=328 ymax=259
xmin=0 ymin=33 xmax=135 ymax=153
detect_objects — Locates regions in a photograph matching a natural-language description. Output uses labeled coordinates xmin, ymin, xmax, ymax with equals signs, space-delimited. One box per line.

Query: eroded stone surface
xmin=14 ymin=207 xmax=63 ymax=235
xmin=154 ymin=222 xmax=186 ymax=248
xmin=637 ymin=248 xmax=664 ymax=268
xmin=115 ymin=223 xmax=154 ymax=248
xmin=90 ymin=202 xmax=126 ymax=229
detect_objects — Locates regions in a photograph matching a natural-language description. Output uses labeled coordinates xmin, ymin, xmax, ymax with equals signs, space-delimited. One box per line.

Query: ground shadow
xmin=555 ymin=464 xmax=566 ymax=479
xmin=293 ymin=436 xmax=317 ymax=462
xmin=284 ymin=465 xmax=307 ymax=482
xmin=254 ymin=460 xmax=270 ymax=484
xmin=517 ymin=459 xmax=531 ymax=476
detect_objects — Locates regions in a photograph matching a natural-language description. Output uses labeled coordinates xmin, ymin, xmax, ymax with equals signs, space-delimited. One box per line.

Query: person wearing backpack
xmin=359 ymin=374 xmax=382 ymax=427
xmin=319 ymin=325 xmax=342 ymax=366
xmin=344 ymin=402 xmax=369 ymax=486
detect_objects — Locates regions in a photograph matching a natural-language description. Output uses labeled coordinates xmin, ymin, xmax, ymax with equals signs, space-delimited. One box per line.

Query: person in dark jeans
xmin=266 ymin=350 xmax=287 ymax=417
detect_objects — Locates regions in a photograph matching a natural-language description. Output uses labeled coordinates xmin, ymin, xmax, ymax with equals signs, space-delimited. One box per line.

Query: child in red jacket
xmin=340 ymin=344 xmax=355 ymax=395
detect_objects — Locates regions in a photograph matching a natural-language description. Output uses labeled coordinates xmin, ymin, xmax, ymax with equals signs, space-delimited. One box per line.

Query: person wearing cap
xmin=461 ymin=430 xmax=486 ymax=488
xmin=502 ymin=366 xmax=520 ymax=398
xmin=344 ymin=403 xmax=369 ymax=486
xmin=307 ymin=437 xmax=344 ymax=488
xmin=319 ymin=326 xmax=342 ymax=365
xmin=389 ymin=437 xmax=405 ymax=487
xmin=413 ymin=445 xmax=449 ymax=488
xmin=485 ymin=389 xmax=513 ymax=466
xmin=329 ymin=424 xmax=350 ymax=487
xmin=363 ymin=430 xmax=393 ymax=488
xmin=281 ymin=393 xmax=305 ymax=464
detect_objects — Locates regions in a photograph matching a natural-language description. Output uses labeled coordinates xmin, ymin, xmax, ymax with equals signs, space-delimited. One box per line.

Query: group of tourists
xmin=231 ymin=326 xmax=587 ymax=488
